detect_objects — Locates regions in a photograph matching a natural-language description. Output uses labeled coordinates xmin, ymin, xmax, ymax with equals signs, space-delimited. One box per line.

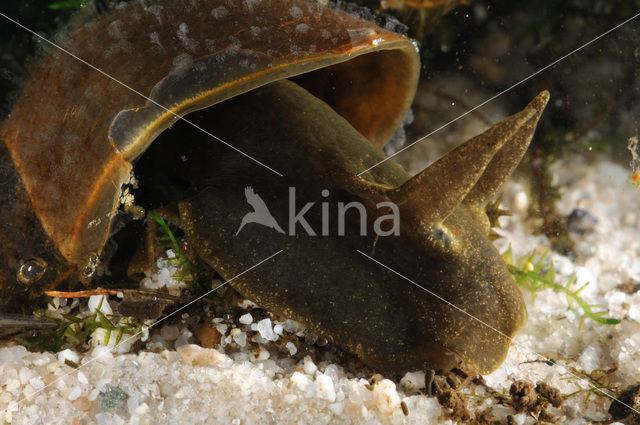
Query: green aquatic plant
xmin=503 ymin=248 xmax=620 ymax=326
xmin=18 ymin=297 xmax=138 ymax=352
xmin=562 ymin=366 xmax=618 ymax=401
xmin=148 ymin=211 xmax=195 ymax=283
xmin=48 ymin=0 xmax=89 ymax=10
xmin=149 ymin=211 xmax=229 ymax=304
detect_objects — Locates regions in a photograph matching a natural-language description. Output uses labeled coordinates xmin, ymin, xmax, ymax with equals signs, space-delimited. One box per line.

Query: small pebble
xmin=91 ymin=346 xmax=113 ymax=362
xmin=58 ymin=349 xmax=80 ymax=365
xmin=72 ymin=396 xmax=92 ymax=411
xmin=197 ymin=322 xmax=221 ymax=348
xmin=173 ymin=335 xmax=190 ymax=349
xmin=575 ymin=266 xmax=597 ymax=296
xmin=88 ymin=295 xmax=113 ymax=315
xmin=400 ymin=371 xmax=425 ymax=395
xmin=629 ymin=304 xmax=640 ymax=321
xmin=160 ymin=325 xmax=180 ymax=341
xmin=253 ymin=345 xmax=270 ymax=361
xmin=135 ymin=402 xmax=150 ymax=415
xmin=147 ymin=333 xmax=169 ymax=351
xmin=177 ymin=344 xmax=228 ymax=367
xmin=239 ymin=313 xmax=253 ymax=325
xmin=68 ymin=386 xmax=82 ymax=401
xmin=373 ymin=379 xmax=401 ymax=414
xmin=290 ymin=372 xmax=311 ymax=391
xmin=303 ymin=356 xmax=318 ymax=376
xmin=28 ymin=376 xmax=44 ymax=392
xmin=328 ymin=402 xmax=344 ymax=415
xmin=77 ymin=371 xmax=88 ymax=384
xmin=48 ymin=297 xmax=61 ymax=310
xmin=95 ymin=412 xmax=124 ymax=425
xmin=552 ymin=254 xmax=574 ymax=276
xmin=98 ymin=385 xmax=127 ymax=412
xmin=215 ymin=323 xmax=228 ymax=335
xmin=88 ymin=388 xmax=100 ymax=401
xmin=230 ymin=328 xmax=247 ymax=347
xmin=285 ymin=342 xmax=297 ymax=355
xmin=577 ymin=345 xmax=601 ymax=373
xmin=256 ymin=318 xmax=276 ymax=341
xmin=315 ymin=374 xmax=336 ymax=402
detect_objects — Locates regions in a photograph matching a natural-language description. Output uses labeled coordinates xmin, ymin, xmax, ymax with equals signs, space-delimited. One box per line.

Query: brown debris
xmin=425 ymin=369 xmax=437 ymax=396
xmin=609 ymin=384 xmax=640 ymax=423
xmin=437 ymin=389 xmax=471 ymax=422
xmin=117 ymin=294 xmax=175 ymax=320
xmin=470 ymin=409 xmax=501 ymax=425
xmin=401 ymin=400 xmax=409 ymax=416
xmin=446 ymin=373 xmax=462 ymax=389
xmin=451 ymin=366 xmax=470 ymax=380
xmin=538 ymin=409 xmax=555 ymax=422
xmin=45 ymin=288 xmax=182 ymax=301
xmin=617 ymin=282 xmax=640 ymax=294
xmin=510 ymin=380 xmax=538 ymax=413
xmin=535 ymin=382 xmax=563 ymax=408
xmin=472 ymin=375 xmax=488 ymax=387
xmin=196 ymin=322 xmax=221 ymax=348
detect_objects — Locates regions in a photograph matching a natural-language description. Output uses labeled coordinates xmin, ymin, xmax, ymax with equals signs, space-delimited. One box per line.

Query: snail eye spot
xmin=429 ymin=226 xmax=456 ymax=251
xmin=17 ymin=258 xmax=48 ymax=285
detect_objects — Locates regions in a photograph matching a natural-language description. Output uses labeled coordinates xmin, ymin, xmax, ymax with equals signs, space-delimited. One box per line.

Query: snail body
xmin=0 ymin=0 xmax=548 ymax=374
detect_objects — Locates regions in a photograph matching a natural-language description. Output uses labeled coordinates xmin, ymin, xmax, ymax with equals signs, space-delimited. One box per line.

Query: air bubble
xmin=17 ymin=258 xmax=47 ymax=285
xmin=83 ymin=253 xmax=100 ymax=278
